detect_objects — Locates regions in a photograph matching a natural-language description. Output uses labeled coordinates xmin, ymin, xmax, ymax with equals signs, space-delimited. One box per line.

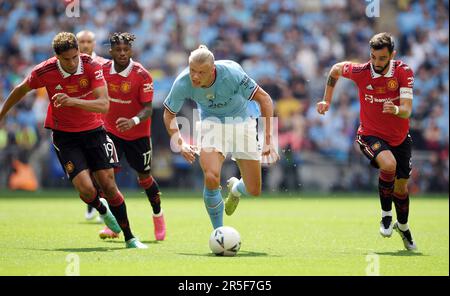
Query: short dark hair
xmin=52 ymin=32 xmax=78 ymax=55
xmin=109 ymin=32 xmax=136 ymax=48
xmin=369 ymin=32 xmax=395 ymax=53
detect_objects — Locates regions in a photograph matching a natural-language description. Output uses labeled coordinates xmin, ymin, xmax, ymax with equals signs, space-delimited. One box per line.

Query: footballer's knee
xmin=377 ymin=151 xmax=397 ymax=172
xmin=203 ymin=171 xmax=220 ymax=189
xmin=379 ymin=159 xmax=397 ymax=172
xmin=97 ymin=179 xmax=118 ymax=198
xmin=101 ymin=183 xmax=119 ymax=199
xmin=95 ymin=171 xmax=117 ymax=197
xmin=76 ymin=182 xmax=97 ymax=200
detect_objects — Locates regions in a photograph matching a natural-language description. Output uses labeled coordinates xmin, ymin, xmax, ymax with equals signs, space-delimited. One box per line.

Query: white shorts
xmin=196 ymin=119 xmax=262 ymax=161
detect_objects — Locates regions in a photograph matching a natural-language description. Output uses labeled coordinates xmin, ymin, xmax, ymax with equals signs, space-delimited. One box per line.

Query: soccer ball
xmin=209 ymin=226 xmax=241 ymax=256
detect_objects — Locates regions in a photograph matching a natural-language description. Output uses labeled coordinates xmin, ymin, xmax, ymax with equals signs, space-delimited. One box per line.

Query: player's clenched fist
xmin=382 ymin=100 xmax=399 ymax=115
xmin=116 ymin=117 xmax=134 ymax=132
xmin=180 ymin=141 xmax=199 ymax=164
xmin=262 ymin=142 xmax=280 ymax=165
xmin=316 ymin=100 xmax=330 ymax=115
xmin=52 ymin=93 xmax=75 ymax=108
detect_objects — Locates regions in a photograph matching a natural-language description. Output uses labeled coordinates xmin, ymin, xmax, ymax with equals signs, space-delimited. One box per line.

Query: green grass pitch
xmin=0 ymin=190 xmax=448 ymax=276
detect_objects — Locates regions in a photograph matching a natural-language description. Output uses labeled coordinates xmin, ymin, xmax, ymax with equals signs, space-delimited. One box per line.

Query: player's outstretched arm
xmin=163 ymin=108 xmax=197 ymax=164
xmin=316 ymin=61 xmax=348 ymax=115
xmin=0 ymin=81 xmax=32 ymax=122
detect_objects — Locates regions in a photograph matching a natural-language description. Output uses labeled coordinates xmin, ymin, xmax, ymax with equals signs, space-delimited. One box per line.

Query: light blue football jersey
xmin=164 ymin=60 xmax=261 ymax=122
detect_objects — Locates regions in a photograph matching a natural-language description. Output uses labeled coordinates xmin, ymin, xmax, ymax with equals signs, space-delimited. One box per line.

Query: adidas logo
xmin=366 ymin=85 xmax=374 ymax=90
xmin=55 ymin=84 xmax=63 ymax=90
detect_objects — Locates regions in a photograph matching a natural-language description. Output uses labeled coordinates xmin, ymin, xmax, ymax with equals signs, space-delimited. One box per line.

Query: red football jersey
xmin=342 ymin=60 xmax=414 ymax=146
xmin=25 ymin=54 xmax=106 ymax=132
xmin=102 ymin=59 xmax=153 ymax=140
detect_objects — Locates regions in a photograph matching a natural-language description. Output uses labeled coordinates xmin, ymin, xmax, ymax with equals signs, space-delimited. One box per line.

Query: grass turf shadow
xmin=101 ymin=240 xmax=160 ymax=244
xmin=371 ymin=250 xmax=426 ymax=257
xmin=177 ymin=250 xmax=273 ymax=257
xmin=28 ymin=247 xmax=122 ymax=253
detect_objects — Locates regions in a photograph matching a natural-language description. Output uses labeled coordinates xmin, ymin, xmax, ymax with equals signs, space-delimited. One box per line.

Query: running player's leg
xmin=357 ymin=135 xmax=396 ymax=236
xmin=93 ymin=169 xmax=146 ymax=248
xmin=123 ymin=134 xmax=166 ymax=240
xmin=393 ymin=178 xmax=409 ymax=224
xmin=200 ymin=149 xmax=225 ymax=229
xmin=72 ymin=169 xmax=121 ymax=237
xmin=123 ymin=136 xmax=166 ymax=240
xmin=85 ymin=171 xmax=103 ymax=221
xmin=225 ymin=119 xmax=262 ymax=215
xmin=391 ymin=135 xmax=416 ymax=250
xmin=236 ymin=159 xmax=262 ymax=197
xmin=97 ymin=132 xmax=123 ymax=237
xmin=393 ymin=178 xmax=410 ymax=230
xmin=224 ymin=159 xmax=261 ymax=216
xmin=138 ymin=171 xmax=165 ymax=241
xmin=93 ymin=167 xmax=120 ymax=240
xmin=87 ymin=129 xmax=146 ymax=248
xmin=138 ymin=172 xmax=162 ymax=215
xmin=52 ymin=131 xmax=111 ymax=222
xmin=72 ymin=169 xmax=108 ymax=217
xmin=374 ymin=150 xmax=397 ymax=236
xmin=392 ymin=178 xmax=416 ymax=250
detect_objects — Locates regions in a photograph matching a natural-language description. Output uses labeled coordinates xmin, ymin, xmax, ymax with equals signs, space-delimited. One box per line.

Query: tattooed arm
xmin=316 ymin=62 xmax=348 ymax=115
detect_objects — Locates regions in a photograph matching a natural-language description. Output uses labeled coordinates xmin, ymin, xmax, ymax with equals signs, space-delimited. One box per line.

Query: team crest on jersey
xmin=206 ymin=93 xmax=215 ymax=100
xmin=120 ymin=81 xmax=131 ymax=93
xmin=64 ymin=161 xmax=75 ymax=173
xmin=371 ymin=142 xmax=381 ymax=151
xmin=79 ymin=78 xmax=89 ymax=88
xmin=387 ymin=79 xmax=398 ymax=91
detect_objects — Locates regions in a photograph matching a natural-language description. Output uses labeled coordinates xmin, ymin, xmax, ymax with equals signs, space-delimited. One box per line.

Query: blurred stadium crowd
xmin=0 ymin=0 xmax=448 ymax=193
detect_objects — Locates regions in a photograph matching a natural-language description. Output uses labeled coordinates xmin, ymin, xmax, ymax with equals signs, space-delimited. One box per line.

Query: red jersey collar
xmin=57 ymin=56 xmax=84 ymax=78
xmin=110 ymin=58 xmax=134 ymax=77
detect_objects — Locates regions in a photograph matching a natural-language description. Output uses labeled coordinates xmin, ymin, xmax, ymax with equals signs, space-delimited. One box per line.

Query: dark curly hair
xmin=109 ymin=32 xmax=136 ymax=47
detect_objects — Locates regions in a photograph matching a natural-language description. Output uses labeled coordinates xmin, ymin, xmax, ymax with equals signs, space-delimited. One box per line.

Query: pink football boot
xmin=153 ymin=210 xmax=166 ymax=241
xmin=99 ymin=226 xmax=120 ymax=239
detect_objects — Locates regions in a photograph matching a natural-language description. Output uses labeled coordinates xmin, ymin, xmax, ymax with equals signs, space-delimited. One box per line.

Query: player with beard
xmin=316 ymin=32 xmax=417 ymax=251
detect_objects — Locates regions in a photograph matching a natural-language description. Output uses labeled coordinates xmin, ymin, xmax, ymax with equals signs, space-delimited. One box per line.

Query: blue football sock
xmin=203 ymin=187 xmax=224 ymax=229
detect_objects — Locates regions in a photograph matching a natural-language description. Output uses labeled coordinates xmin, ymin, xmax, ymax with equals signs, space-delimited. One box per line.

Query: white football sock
xmin=397 ymin=222 xmax=409 ymax=231
xmin=231 ymin=179 xmax=243 ymax=197
xmin=382 ymin=210 xmax=392 ymax=218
